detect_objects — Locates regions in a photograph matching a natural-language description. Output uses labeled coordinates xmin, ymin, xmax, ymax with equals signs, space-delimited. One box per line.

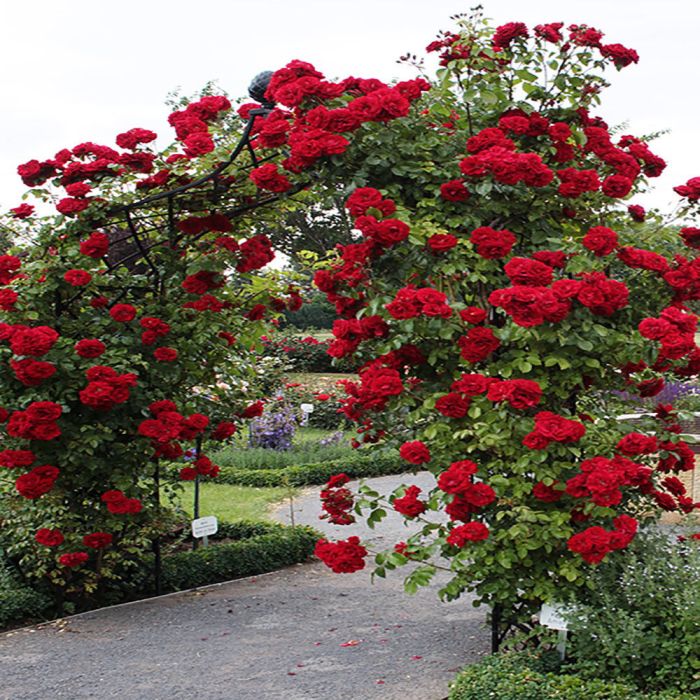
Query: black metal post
xmin=192 ymin=435 xmax=202 ymax=551
xmin=153 ymin=459 xmax=162 ymax=595
xmin=491 ymin=603 xmax=503 ymax=653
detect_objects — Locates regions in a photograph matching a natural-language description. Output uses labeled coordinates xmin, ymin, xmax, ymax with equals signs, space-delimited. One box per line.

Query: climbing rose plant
xmin=0 ymin=70 xmax=426 ymax=605
xmin=304 ymin=13 xmax=700 ymax=618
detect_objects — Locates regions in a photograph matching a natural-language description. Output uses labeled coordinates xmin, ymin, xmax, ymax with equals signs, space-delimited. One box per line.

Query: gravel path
xmin=0 ymin=473 xmax=489 ymax=700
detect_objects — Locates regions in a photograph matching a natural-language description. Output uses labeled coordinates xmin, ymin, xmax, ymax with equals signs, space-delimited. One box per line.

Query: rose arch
xmin=1 ymin=9 xmax=699 ymax=635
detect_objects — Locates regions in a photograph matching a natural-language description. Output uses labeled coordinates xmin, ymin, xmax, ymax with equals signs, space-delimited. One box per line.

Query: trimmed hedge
xmin=213 ymin=451 xmax=406 ymax=487
xmin=0 ymin=521 xmax=318 ymax=630
xmin=161 ymin=521 xmax=319 ymax=592
xmin=449 ymin=653 xmax=695 ymax=700
xmin=0 ymin=574 xmax=52 ymax=629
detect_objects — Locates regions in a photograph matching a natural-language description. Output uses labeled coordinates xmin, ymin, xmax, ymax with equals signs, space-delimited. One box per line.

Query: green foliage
xmin=0 ymin=558 xmax=52 ymax=628
xmin=211 ymin=451 xmax=404 ymax=487
xmin=263 ymin=335 xmax=355 ymax=373
xmin=448 ymin=652 xmax=695 ymax=700
xmin=159 ymin=522 xmax=318 ymax=591
xmin=566 ymin=531 xmax=700 ymax=694
xmin=212 ymin=432 xmax=355 ymax=469
xmin=282 ymin=294 xmax=337 ymax=330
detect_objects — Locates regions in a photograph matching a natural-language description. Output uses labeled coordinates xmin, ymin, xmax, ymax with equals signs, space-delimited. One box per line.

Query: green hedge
xmin=449 ymin=653 xmax=695 ymax=700
xmin=0 ymin=559 xmax=52 ymax=629
xmin=161 ymin=521 xmax=318 ymax=591
xmin=0 ymin=521 xmax=318 ymax=630
xmin=213 ymin=451 xmax=406 ymax=487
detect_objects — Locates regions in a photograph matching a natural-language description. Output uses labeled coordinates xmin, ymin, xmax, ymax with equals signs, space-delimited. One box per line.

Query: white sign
xmin=192 ymin=515 xmax=218 ymax=539
xmin=539 ymin=602 xmax=571 ymax=630
xmin=300 ymin=403 xmax=315 ymax=413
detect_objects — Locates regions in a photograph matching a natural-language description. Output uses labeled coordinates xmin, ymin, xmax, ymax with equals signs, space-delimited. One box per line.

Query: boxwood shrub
xmin=161 ymin=521 xmax=318 ymax=592
xmin=213 ymin=451 xmax=407 ymax=487
xmin=449 ymin=653 xmax=695 ymax=700
xmin=0 ymin=559 xmax=52 ymax=629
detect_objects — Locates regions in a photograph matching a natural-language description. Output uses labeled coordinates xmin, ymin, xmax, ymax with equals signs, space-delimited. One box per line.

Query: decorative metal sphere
xmin=248 ymin=71 xmax=275 ymax=106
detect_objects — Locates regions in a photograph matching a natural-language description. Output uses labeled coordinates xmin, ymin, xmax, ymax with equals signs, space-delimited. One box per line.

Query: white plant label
xmin=191 ymin=515 xmax=218 ymax=539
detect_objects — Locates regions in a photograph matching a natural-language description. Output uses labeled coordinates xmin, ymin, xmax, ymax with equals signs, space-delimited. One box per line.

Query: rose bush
xmin=304 ymin=11 xmax=700 ymax=630
xmin=1 ymin=67 xmax=424 ymax=607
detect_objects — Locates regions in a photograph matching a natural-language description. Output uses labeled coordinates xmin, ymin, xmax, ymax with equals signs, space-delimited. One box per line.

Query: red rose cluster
xmin=523 ymin=411 xmax=586 ymax=449
xmin=392 ymin=485 xmax=427 ymax=518
xmin=446 ymin=521 xmax=490 ymax=547
xmin=7 ymin=401 xmax=62 ymax=441
xmin=15 ymin=465 xmax=59 ymax=499
xmin=567 ymin=515 xmax=638 ymax=564
xmin=314 ymin=536 xmax=367 ymax=573
xmin=437 ymin=459 xmax=497 ymax=521
xmin=79 ymin=366 xmax=137 ymax=411
xmin=100 ymin=490 xmax=142 ymax=515
xmin=246 ymin=61 xmax=428 ymax=192
xmin=565 ymin=455 xmax=652 ymax=508
xmin=320 ymin=473 xmax=355 ymax=525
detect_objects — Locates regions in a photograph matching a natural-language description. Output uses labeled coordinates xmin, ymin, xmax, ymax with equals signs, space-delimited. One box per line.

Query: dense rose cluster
xmin=314 ymin=536 xmax=367 ymax=573
xmin=320 ymin=473 xmax=356 ymax=525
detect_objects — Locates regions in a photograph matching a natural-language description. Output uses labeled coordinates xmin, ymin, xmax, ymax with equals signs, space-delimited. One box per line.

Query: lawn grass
xmin=172 ymin=482 xmax=297 ymax=522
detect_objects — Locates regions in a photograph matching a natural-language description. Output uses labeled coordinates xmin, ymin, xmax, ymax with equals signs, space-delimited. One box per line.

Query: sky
xmin=1 ymin=0 xmax=698 ymax=214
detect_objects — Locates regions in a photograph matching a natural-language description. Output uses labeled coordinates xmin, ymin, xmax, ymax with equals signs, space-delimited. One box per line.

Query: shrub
xmin=212 ymin=434 xmax=355 ymax=470
xmin=263 ymin=335 xmax=355 ymax=373
xmin=448 ymin=652 xmax=695 ymax=700
xmin=0 ymin=559 xmax=52 ymax=628
xmin=213 ymin=451 xmax=405 ymax=487
xmin=566 ymin=530 xmax=700 ymax=694
xmin=282 ymin=294 xmax=336 ymax=330
xmin=160 ymin=522 xmax=318 ymax=591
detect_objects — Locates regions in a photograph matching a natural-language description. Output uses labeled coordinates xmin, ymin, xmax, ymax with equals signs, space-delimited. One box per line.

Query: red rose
xmin=64 ymin=269 xmax=92 ymax=286
xmin=460 ymin=307 xmax=487 ymax=324
xmin=487 ymin=379 xmax=542 ymax=409
xmin=399 ymin=440 xmax=431 ymax=464
xmin=58 ymin=552 xmax=90 ymax=568
xmin=427 ymin=234 xmax=458 ymax=253
xmin=10 ymin=359 xmax=56 ymax=386
xmin=503 ymin=258 xmax=553 ymax=286
xmin=440 ymin=180 xmax=470 ymax=202
xmin=616 ymin=433 xmax=658 ymax=455
xmin=314 ymin=536 xmax=367 ymax=573
xmin=250 ymin=163 xmax=291 ymax=193
xmin=154 ymin=347 xmax=178 ymax=362
xmin=438 ymin=460 xmax=478 ymax=495
xmin=446 ymin=521 xmax=489 ymax=546
xmin=11 ymin=203 xmax=34 ymax=218
xmin=532 ymin=481 xmax=562 ymax=502
xmin=75 ymin=339 xmax=106 ymax=358
xmin=211 ymin=421 xmax=237 ymax=440
xmin=601 ymin=174 xmax=633 ymax=198
xmin=458 ymin=327 xmax=500 ymax=363
xmin=0 ymin=449 xmax=35 ymax=468
xmin=435 ymin=392 xmax=470 ymax=418
xmin=470 ymin=226 xmax=516 ymax=259
xmin=25 ymin=401 xmax=62 ymax=422
xmin=82 ymin=532 xmax=113 ymax=549
xmin=242 ymin=401 xmax=264 ymax=418
xmin=80 ymin=232 xmax=110 ymax=258
xmin=116 ymin=127 xmax=157 ymax=150
xmin=56 ymin=197 xmax=91 ymax=216
xmin=10 ymin=326 xmax=59 ymax=357
xmin=582 ymin=226 xmax=618 ymax=256
xmin=109 ymin=304 xmax=137 ymax=322
xmin=392 ymin=485 xmax=427 ymax=518
xmin=15 ymin=465 xmax=59 ymax=499
xmin=567 ymin=526 xmax=613 ymax=564
xmin=35 ymin=528 xmax=64 ymax=546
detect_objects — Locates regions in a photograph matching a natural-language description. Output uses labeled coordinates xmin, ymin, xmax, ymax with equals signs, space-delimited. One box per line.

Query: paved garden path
xmin=0 ymin=473 xmax=490 ymax=700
